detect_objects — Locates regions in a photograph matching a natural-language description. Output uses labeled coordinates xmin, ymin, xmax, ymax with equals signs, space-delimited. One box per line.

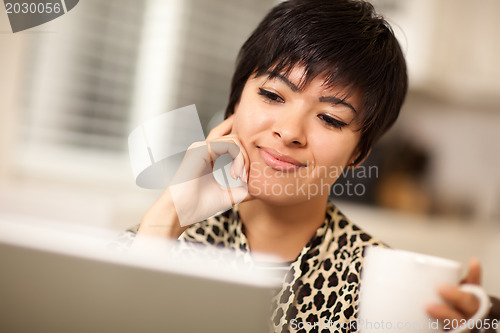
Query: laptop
xmin=0 ymin=216 xmax=278 ymax=333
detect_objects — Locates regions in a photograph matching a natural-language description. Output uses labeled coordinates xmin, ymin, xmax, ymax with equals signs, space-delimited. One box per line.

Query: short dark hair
xmin=225 ymin=0 xmax=408 ymax=165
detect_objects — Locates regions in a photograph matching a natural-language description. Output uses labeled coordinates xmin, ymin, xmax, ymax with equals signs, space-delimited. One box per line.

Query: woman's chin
xmin=246 ymin=177 xmax=327 ymax=205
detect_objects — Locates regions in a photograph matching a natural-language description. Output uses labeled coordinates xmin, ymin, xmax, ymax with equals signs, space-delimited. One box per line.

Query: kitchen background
xmin=1 ymin=0 xmax=499 ymax=295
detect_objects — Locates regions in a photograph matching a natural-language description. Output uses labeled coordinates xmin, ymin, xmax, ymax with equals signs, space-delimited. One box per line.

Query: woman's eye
xmin=258 ymin=88 xmax=285 ymax=103
xmin=318 ymin=114 xmax=348 ymax=129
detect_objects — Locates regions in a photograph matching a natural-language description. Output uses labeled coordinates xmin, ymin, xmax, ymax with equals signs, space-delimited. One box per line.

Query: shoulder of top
xmin=326 ymin=200 xmax=390 ymax=248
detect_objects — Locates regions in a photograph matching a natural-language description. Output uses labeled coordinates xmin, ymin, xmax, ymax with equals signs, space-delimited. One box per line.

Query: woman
xmin=133 ymin=0 xmax=498 ymax=331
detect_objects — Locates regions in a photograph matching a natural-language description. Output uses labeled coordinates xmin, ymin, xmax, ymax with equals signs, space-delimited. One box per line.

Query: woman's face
xmin=232 ymin=66 xmax=362 ymax=205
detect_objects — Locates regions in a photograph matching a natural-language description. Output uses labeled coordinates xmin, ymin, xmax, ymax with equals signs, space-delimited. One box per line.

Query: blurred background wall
xmin=0 ymin=0 xmax=274 ymax=228
xmin=1 ymin=0 xmax=499 ymax=293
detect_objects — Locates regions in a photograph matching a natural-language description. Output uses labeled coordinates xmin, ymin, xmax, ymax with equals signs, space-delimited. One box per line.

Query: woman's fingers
xmin=426 ymin=284 xmax=481 ymax=323
xmin=206 ymin=114 xmax=234 ymax=140
xmin=426 ymin=302 xmax=464 ymax=322
xmin=426 ymin=258 xmax=484 ymax=324
xmin=207 ymin=135 xmax=249 ymax=183
xmin=438 ymin=285 xmax=481 ymax=318
xmin=461 ymin=258 xmax=481 ymax=285
xmin=208 ymin=140 xmax=240 ymax=160
xmin=230 ymin=151 xmax=245 ymax=182
xmin=205 ymin=116 xmax=250 ymax=183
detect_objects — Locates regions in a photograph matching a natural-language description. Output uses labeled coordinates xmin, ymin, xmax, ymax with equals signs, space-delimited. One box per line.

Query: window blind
xmin=21 ymin=0 xmax=146 ymax=153
xmin=20 ymin=0 xmax=274 ymax=161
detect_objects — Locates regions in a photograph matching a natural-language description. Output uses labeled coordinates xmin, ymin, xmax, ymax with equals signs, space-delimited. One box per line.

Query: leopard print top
xmin=178 ymin=201 xmax=385 ymax=333
xmin=114 ymin=201 xmax=500 ymax=333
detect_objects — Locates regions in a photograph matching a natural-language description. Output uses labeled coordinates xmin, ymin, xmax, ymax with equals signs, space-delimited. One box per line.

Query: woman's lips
xmin=257 ymin=146 xmax=306 ymax=171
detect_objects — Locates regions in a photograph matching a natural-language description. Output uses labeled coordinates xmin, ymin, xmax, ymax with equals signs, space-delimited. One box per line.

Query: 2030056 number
xmin=5 ymin=2 xmax=62 ymax=14
xmin=443 ymin=318 xmax=498 ymax=331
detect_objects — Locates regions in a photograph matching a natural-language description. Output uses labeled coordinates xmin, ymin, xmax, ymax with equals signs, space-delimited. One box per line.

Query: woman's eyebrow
xmin=263 ymin=71 xmax=299 ymax=92
xmin=319 ymin=96 xmax=357 ymax=114
xmin=262 ymin=71 xmax=357 ymax=113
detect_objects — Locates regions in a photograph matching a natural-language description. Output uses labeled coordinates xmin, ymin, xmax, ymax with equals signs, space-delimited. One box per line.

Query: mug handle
xmin=452 ymin=284 xmax=492 ymax=333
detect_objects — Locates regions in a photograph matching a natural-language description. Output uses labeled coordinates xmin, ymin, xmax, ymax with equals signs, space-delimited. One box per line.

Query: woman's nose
xmin=272 ymin=113 xmax=306 ymax=147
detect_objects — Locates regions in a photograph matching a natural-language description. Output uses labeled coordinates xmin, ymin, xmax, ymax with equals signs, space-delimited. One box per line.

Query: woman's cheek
xmin=230 ymin=110 xmax=244 ymax=136
xmin=232 ymin=107 xmax=259 ymax=138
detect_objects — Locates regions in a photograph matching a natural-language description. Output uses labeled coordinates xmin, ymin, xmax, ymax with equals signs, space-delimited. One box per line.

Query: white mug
xmin=359 ymin=246 xmax=491 ymax=333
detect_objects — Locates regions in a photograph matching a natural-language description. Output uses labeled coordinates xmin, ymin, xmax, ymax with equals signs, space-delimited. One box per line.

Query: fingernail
xmin=470 ymin=257 xmax=480 ymax=267
xmin=230 ymin=162 xmax=237 ymax=180
xmin=240 ymin=168 xmax=247 ymax=183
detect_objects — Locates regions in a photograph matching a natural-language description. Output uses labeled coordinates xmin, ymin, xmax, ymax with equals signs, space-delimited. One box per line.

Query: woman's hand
xmin=426 ymin=258 xmax=483 ymax=326
xmin=169 ymin=114 xmax=251 ymax=226
xmin=137 ymin=115 xmax=252 ymax=239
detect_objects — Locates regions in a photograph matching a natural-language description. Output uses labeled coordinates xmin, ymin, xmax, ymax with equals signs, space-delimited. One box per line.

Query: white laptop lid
xmin=0 ymin=218 xmax=279 ymax=333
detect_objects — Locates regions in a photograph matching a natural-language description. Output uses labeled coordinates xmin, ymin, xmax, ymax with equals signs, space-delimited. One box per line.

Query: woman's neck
xmin=237 ymin=195 xmax=328 ymax=262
